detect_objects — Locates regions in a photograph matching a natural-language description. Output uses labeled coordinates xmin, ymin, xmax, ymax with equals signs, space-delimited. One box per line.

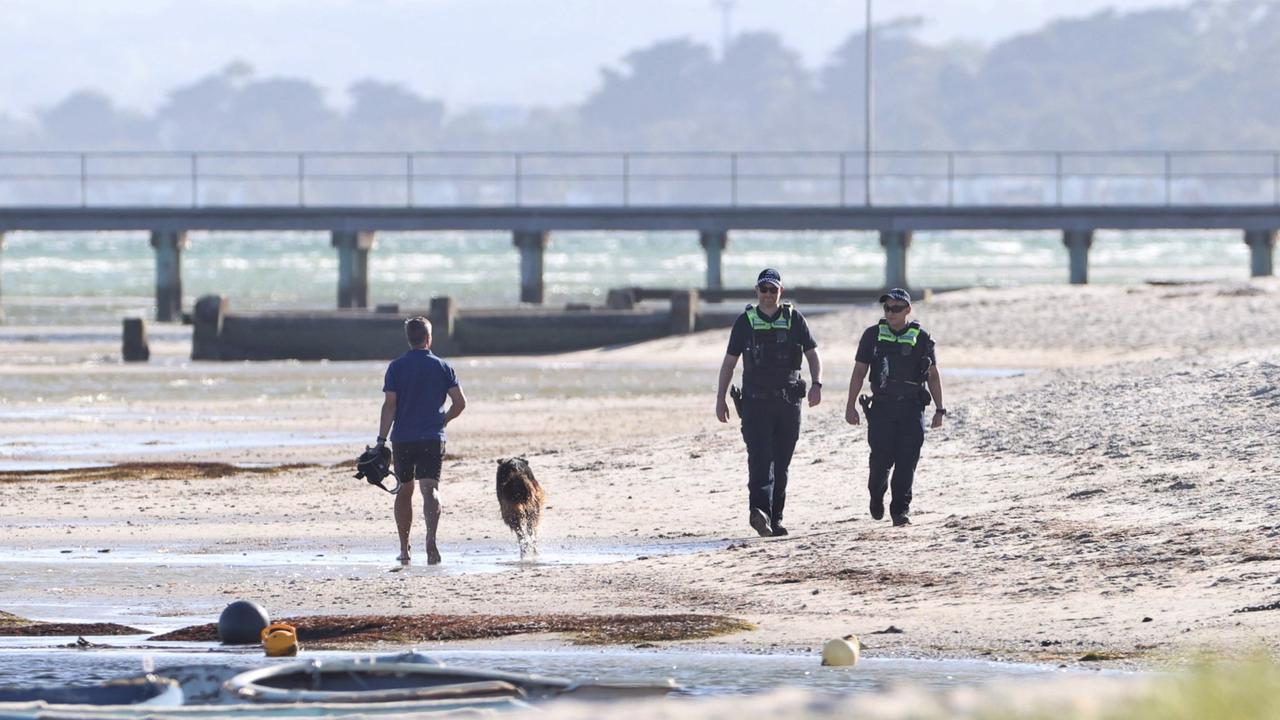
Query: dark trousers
xmin=740 ymin=397 xmax=801 ymax=526
xmin=867 ymin=401 xmax=925 ymax=518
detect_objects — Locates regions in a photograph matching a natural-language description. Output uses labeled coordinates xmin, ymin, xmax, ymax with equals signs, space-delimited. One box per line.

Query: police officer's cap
xmin=757 ymin=268 xmax=783 ymax=287
xmin=878 ymin=288 xmax=911 ymax=304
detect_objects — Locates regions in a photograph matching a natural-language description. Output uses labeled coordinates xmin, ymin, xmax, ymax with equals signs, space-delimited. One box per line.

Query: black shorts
xmin=392 ymin=439 xmax=445 ymax=483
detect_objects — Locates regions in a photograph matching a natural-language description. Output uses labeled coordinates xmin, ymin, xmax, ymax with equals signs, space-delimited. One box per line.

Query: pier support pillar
xmin=150 ymin=230 xmax=188 ymax=322
xmin=332 ymin=231 xmax=375 ymax=309
xmin=699 ymin=230 xmax=728 ymax=293
xmin=879 ymin=230 xmax=912 ymax=290
xmin=1244 ymin=230 xmax=1276 ymax=277
xmin=514 ymin=230 xmax=549 ymax=304
xmin=1063 ymin=229 xmax=1094 ymax=285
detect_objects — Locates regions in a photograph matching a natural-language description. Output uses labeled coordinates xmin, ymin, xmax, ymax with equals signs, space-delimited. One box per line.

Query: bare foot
xmin=426 ymin=545 xmax=441 ymax=565
xmin=397 ymin=552 xmax=411 ymax=565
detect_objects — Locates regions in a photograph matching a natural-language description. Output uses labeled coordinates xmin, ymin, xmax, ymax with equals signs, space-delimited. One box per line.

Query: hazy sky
xmin=2 ymin=0 xmax=1182 ymax=115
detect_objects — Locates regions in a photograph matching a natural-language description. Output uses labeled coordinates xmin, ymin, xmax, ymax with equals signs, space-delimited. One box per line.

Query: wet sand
xmin=2 ymin=280 xmax=1279 ymax=677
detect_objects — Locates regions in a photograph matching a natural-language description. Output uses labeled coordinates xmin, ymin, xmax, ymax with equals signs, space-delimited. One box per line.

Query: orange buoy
xmin=260 ymin=622 xmax=299 ymax=657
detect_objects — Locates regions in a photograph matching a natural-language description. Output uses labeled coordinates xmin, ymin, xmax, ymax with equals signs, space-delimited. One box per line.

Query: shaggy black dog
xmin=495 ymin=457 xmax=545 ymax=560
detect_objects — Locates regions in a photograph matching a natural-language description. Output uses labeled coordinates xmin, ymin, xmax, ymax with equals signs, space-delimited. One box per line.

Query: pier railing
xmin=1 ymin=150 xmax=1279 ymax=208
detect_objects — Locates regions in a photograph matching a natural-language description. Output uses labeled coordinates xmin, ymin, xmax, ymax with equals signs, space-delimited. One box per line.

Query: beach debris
xmin=1066 ymin=489 xmax=1105 ymax=500
xmin=1232 ymin=599 xmax=1280 ymax=614
xmin=153 ymin=612 xmax=754 ymax=646
xmin=1142 ymin=616 xmax=1153 ymax=622
xmin=218 ymin=600 xmax=270 ymax=645
xmin=0 ymin=610 xmax=143 ymax=637
xmin=821 ymin=635 xmax=861 ymax=666
xmin=870 ymin=625 xmax=905 ymax=635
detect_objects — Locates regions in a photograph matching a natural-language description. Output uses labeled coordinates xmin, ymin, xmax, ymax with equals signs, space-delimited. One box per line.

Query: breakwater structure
xmin=189 ymin=292 xmax=706 ymax=359
xmin=0 ymin=150 xmax=1276 ymax=327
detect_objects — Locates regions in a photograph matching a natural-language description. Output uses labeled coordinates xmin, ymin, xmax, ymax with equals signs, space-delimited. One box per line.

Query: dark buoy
xmin=218 ymin=600 xmax=270 ymax=645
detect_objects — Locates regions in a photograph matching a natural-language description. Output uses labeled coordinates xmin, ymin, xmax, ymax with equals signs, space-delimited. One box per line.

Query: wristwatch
xmin=934 ymin=408 xmax=947 ymax=416
xmin=811 ymin=381 xmax=823 ymax=389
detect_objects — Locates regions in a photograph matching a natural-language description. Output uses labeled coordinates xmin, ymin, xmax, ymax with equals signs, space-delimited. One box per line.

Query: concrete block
xmin=606 ymin=288 xmax=636 ymax=310
xmin=669 ymin=289 xmax=698 ymax=335
xmin=429 ymin=296 xmax=458 ymax=356
xmin=192 ymin=294 xmax=228 ymax=360
xmin=122 ymin=318 xmax=150 ymax=362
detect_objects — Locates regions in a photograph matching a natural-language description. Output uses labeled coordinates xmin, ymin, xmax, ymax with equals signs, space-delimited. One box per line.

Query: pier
xmin=0 ymin=150 xmax=1276 ymax=320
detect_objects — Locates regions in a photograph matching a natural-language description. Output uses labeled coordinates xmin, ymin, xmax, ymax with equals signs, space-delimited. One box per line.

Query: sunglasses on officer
xmin=756 ymin=284 xmax=779 ymax=294
xmin=883 ymin=303 xmax=909 ymax=314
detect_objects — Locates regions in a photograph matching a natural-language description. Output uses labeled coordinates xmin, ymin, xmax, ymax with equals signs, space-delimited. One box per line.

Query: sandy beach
xmin=2 ymin=279 xmax=1279 ymax=683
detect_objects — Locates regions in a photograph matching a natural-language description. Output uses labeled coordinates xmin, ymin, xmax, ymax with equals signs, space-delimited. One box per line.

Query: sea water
xmin=0 ymin=229 xmax=1251 ymax=325
xmin=0 ymin=645 xmax=1131 ymax=696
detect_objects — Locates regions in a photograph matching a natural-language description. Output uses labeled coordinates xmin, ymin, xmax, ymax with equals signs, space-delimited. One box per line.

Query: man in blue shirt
xmin=377 ymin=316 xmax=467 ymax=565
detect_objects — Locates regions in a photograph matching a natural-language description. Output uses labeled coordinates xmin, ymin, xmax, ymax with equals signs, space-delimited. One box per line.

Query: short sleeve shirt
xmin=382 ymin=349 xmax=460 ymax=442
xmin=726 ymin=306 xmax=818 ymax=357
xmin=856 ymin=324 xmax=937 ymax=367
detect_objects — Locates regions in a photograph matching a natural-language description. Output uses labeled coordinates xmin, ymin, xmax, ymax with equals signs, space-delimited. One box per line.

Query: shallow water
xmin=0 ymin=645 xmax=1131 ymax=696
xmin=0 ymin=538 xmax=730 ymax=633
xmin=0 ymin=229 xmax=1253 ymax=325
xmin=0 ymin=538 xmax=723 ymax=576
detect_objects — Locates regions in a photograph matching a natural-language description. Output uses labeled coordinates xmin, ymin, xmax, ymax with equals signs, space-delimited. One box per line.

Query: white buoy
xmin=821 ymin=635 xmax=861 ymax=666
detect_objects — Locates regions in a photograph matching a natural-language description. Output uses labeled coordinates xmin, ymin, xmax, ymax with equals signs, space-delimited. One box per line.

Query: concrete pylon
xmin=879 ymin=230 xmax=912 ymax=290
xmin=514 ymin=230 xmax=550 ymax=304
xmin=1244 ymin=230 xmax=1276 ymax=277
xmin=699 ymin=230 xmax=728 ymax=292
xmin=332 ymin=231 xmax=375 ymax=309
xmin=150 ymin=230 xmax=189 ymax=322
xmin=1063 ymin=229 xmax=1095 ymax=285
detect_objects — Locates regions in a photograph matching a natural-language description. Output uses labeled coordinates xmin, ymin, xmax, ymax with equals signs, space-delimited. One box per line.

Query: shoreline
xmin=1 ymin=280 xmax=1278 ymax=679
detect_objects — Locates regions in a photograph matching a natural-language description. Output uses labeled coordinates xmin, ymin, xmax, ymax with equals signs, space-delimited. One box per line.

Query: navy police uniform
xmin=726 ymin=299 xmax=817 ymax=534
xmin=855 ymin=312 xmax=936 ymax=523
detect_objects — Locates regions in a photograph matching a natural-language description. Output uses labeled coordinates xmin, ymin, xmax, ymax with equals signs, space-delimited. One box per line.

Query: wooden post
xmin=122 ymin=318 xmax=149 ymax=362
xmin=669 ymin=289 xmax=698 ymax=335
xmin=429 ymin=296 xmax=458 ymax=355
xmin=192 ymin=294 xmax=227 ymax=360
xmin=514 ymin=230 xmax=549 ymax=304
xmin=332 ymin=231 xmax=375 ymax=308
xmin=150 ymin=230 xmax=188 ymax=322
xmin=879 ymin=230 xmax=912 ymax=290
xmin=1063 ymin=229 xmax=1095 ymax=285
xmin=1244 ymin=230 xmax=1276 ymax=277
xmin=699 ymin=229 xmax=728 ymax=292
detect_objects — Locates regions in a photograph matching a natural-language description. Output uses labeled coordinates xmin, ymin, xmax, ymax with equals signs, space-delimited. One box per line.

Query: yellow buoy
xmin=261 ymin=622 xmax=299 ymax=657
xmin=821 ymin=635 xmax=861 ymax=666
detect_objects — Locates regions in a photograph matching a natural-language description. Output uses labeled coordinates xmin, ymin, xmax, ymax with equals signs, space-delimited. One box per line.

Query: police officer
xmin=716 ymin=268 xmax=823 ymax=537
xmin=844 ymin=288 xmax=945 ymax=526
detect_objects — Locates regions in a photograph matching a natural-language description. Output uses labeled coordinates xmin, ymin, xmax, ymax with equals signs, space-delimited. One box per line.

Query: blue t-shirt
xmin=382 ymin=349 xmax=459 ymax=442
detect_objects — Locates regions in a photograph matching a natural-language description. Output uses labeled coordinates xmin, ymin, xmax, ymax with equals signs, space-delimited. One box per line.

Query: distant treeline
xmin=3 ymin=0 xmax=1278 ymax=152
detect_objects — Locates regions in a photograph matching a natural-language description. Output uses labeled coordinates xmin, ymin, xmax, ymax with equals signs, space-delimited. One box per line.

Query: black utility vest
xmin=869 ymin=320 xmax=930 ymax=398
xmin=742 ymin=303 xmax=803 ymax=394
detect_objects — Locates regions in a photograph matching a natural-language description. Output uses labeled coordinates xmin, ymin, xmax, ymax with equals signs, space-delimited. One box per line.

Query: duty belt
xmin=873 ymin=380 xmax=923 ymax=402
xmin=743 ymin=388 xmax=793 ymax=400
